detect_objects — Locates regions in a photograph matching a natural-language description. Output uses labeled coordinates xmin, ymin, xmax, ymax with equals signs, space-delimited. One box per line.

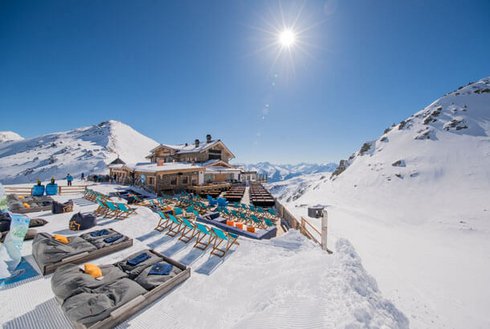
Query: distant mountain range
xmin=0 ymin=120 xmax=158 ymax=184
xmin=237 ymin=162 xmax=337 ymax=183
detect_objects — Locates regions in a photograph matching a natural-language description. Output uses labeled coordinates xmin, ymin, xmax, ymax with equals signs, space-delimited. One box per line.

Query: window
xmin=170 ymin=177 xmax=177 ymax=185
xmin=208 ymin=149 xmax=222 ymax=160
xmin=182 ymin=176 xmax=189 ymax=184
xmin=148 ymin=177 xmax=155 ymax=185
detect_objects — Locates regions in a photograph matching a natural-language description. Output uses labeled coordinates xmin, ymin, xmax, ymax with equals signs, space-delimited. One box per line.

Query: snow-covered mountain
xmin=0 ymin=131 xmax=23 ymax=143
xmin=239 ymin=162 xmax=337 ymax=182
xmin=275 ymin=77 xmax=490 ymax=329
xmin=0 ymin=120 xmax=159 ymax=184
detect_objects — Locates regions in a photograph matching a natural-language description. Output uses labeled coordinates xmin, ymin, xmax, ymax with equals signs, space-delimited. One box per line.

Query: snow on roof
xmin=204 ymin=166 xmax=241 ymax=173
xmin=122 ymin=162 xmax=204 ymax=173
xmin=149 ymin=139 xmax=235 ymax=158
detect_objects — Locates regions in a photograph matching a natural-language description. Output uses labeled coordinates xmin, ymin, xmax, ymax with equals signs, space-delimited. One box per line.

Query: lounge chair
xmin=193 ymin=223 xmax=214 ymax=250
xmin=210 ymin=227 xmax=239 ymax=257
xmin=116 ymin=203 xmax=137 ymax=218
xmin=179 ymin=218 xmax=196 ymax=243
xmin=166 ymin=214 xmax=183 ymax=237
xmin=32 ymin=229 xmax=133 ymax=275
xmin=155 ymin=211 xmax=171 ymax=232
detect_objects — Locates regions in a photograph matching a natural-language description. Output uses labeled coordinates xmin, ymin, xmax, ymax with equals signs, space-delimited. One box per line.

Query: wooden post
xmin=321 ymin=209 xmax=331 ymax=253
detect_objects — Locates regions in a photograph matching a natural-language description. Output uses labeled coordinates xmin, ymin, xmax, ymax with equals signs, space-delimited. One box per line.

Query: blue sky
xmin=1 ymin=0 xmax=489 ymax=163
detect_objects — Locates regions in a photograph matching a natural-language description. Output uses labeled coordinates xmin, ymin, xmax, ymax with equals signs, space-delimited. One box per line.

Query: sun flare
xmin=278 ymin=29 xmax=296 ymax=48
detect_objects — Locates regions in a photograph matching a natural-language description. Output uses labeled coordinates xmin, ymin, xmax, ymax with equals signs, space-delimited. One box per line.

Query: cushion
xmin=29 ymin=217 xmax=48 ymax=227
xmin=80 ymin=229 xmax=128 ymax=249
xmin=62 ymin=278 xmax=147 ymax=325
xmin=84 ymin=264 xmax=102 ymax=279
xmin=69 ymin=212 xmax=97 ymax=231
xmin=134 ymin=261 xmax=181 ymax=290
xmin=116 ymin=250 xmax=162 ymax=279
xmin=51 ymin=264 xmax=128 ymax=301
xmin=32 ymin=233 xmax=97 ymax=267
xmin=53 ymin=234 xmax=69 ymax=244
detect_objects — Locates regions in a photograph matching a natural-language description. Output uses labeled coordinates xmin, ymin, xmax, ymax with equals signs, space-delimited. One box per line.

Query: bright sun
xmin=278 ymin=29 xmax=296 ymax=48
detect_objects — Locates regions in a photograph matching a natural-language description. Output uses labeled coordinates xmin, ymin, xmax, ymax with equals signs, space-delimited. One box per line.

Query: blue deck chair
xmin=210 ymin=227 xmax=239 ymax=258
xmin=194 ymin=223 xmax=214 ymax=250
xmin=264 ymin=219 xmax=275 ymax=228
xmin=174 ymin=207 xmax=184 ymax=216
xmin=166 ymin=214 xmax=183 ymax=237
xmin=179 ymin=218 xmax=197 ymax=243
xmin=103 ymin=201 xmax=122 ymax=218
xmin=155 ymin=211 xmax=171 ymax=232
xmin=217 ymin=197 xmax=228 ymax=208
xmin=116 ymin=203 xmax=136 ymax=218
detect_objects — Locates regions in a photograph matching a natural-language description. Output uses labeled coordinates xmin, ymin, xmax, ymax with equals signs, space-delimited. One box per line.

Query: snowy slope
xmin=0 ymin=120 xmax=158 ymax=184
xmin=239 ymin=162 xmax=337 ymax=182
xmin=277 ymin=77 xmax=490 ymax=329
xmin=0 ymin=131 xmax=23 ymax=143
xmin=0 ymin=184 xmax=408 ymax=329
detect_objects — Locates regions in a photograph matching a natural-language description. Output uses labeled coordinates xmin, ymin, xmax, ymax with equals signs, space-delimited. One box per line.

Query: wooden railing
xmin=275 ymin=199 xmax=322 ymax=246
xmin=4 ymin=185 xmax=89 ymax=196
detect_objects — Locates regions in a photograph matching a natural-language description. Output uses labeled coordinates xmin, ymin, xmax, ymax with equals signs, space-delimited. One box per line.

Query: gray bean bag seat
xmin=62 ymin=278 xmax=147 ymax=325
xmin=116 ymin=250 xmax=163 ymax=279
xmin=80 ymin=229 xmax=128 ymax=249
xmin=32 ymin=233 xmax=97 ymax=268
xmin=51 ymin=264 xmax=129 ymax=301
xmin=134 ymin=261 xmax=182 ymax=290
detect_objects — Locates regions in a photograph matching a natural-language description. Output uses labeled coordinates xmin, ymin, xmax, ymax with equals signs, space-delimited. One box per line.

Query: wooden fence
xmin=275 ymin=199 xmax=321 ymax=246
xmin=4 ymin=185 xmax=88 ymax=196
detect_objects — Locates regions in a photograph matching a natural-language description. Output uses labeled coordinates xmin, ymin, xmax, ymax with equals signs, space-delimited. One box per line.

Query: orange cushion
xmin=226 ymin=220 xmax=235 ymax=227
xmin=247 ymin=226 xmax=256 ymax=233
xmin=235 ymin=223 xmax=244 ymax=230
xmin=53 ymin=234 xmax=69 ymax=244
xmin=23 ymin=202 xmax=30 ymax=208
xmin=84 ymin=263 xmax=103 ymax=278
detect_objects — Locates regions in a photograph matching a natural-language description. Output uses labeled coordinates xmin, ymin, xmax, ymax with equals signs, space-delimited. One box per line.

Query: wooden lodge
xmin=108 ymin=134 xmax=258 ymax=195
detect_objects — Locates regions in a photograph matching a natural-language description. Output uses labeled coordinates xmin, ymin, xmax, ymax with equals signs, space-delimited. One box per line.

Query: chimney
xmin=195 ymin=139 xmax=200 ymax=147
xmin=157 ymin=158 xmax=164 ymax=166
xmin=206 ymin=134 xmax=212 ymax=143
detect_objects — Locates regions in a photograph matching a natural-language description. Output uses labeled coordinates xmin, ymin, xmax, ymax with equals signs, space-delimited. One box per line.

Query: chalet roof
xmin=148 ymin=139 xmax=235 ymax=159
xmin=109 ymin=157 xmax=126 ymax=165
xmin=110 ymin=162 xmax=204 ymax=174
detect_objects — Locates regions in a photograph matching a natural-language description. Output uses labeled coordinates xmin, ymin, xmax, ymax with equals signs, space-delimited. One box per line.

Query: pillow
xmin=84 ymin=263 xmax=102 ymax=278
xmin=53 ymin=234 xmax=69 ymax=244
xmin=29 ymin=218 xmax=48 ymax=227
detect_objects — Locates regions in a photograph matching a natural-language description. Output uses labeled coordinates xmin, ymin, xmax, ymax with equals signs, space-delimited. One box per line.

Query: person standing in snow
xmin=81 ymin=173 xmax=85 ymax=181
xmin=66 ymin=173 xmax=73 ymax=186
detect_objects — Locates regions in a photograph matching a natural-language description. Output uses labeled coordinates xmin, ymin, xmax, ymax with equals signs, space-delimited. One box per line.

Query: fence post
xmin=58 ymin=186 xmax=62 ymax=195
xmin=321 ymin=209 xmax=331 ymax=253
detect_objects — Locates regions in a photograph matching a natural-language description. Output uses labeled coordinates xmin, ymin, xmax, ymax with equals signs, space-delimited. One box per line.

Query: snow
xmin=271 ymin=77 xmax=490 ymax=329
xmin=238 ymin=162 xmax=337 ymax=182
xmin=120 ymin=162 xmax=204 ymax=173
xmin=0 ymin=183 xmax=408 ymax=328
xmin=0 ymin=131 xmax=23 ymax=143
xmin=0 ymin=121 xmax=158 ymax=184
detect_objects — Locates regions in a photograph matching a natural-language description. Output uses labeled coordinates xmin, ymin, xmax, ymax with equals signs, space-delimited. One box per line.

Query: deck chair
xmin=94 ymin=200 xmax=109 ymax=217
xmin=193 ymin=223 xmax=215 ymax=250
xmin=264 ymin=219 xmax=275 ymax=228
xmin=250 ymin=215 xmax=264 ymax=228
xmin=173 ymin=207 xmax=184 ymax=217
xmin=179 ymin=218 xmax=197 ymax=243
xmin=210 ymin=227 xmax=239 ymax=258
xmin=155 ymin=211 xmax=171 ymax=232
xmin=166 ymin=214 xmax=183 ymax=237
xmin=116 ymin=203 xmax=137 ymax=218
xmin=102 ymin=201 xmax=122 ymax=218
